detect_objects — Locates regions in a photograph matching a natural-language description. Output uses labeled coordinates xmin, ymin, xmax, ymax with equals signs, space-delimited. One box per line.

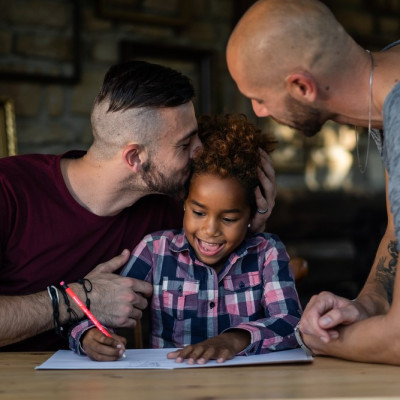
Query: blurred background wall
xmin=0 ymin=0 xmax=398 ymax=306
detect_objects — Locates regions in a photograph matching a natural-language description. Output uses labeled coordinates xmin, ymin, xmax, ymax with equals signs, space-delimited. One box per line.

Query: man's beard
xmin=274 ymin=95 xmax=324 ymax=137
xmin=141 ymin=158 xmax=190 ymax=200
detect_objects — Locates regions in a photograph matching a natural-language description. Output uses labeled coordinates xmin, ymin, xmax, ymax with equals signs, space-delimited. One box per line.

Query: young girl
xmin=70 ymin=114 xmax=302 ymax=364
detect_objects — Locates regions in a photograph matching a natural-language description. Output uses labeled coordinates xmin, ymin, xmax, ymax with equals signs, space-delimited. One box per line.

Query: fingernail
xmin=320 ymin=316 xmax=331 ymax=326
xmin=320 ymin=336 xmax=329 ymax=343
xmin=330 ymin=332 xmax=339 ymax=339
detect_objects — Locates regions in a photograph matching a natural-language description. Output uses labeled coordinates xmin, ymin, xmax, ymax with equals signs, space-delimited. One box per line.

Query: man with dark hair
xmin=0 ymin=60 xmax=272 ymax=351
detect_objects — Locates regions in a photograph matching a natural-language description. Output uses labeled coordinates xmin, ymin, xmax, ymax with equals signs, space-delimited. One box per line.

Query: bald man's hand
xmin=85 ymin=249 xmax=152 ymax=328
xmin=250 ymin=149 xmax=276 ymax=232
xmin=300 ymin=291 xmax=365 ymax=346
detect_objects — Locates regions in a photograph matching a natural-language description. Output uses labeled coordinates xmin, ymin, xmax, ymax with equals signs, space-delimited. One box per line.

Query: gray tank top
xmin=370 ymin=40 xmax=400 ymax=156
xmin=378 ymin=40 xmax=400 ymax=246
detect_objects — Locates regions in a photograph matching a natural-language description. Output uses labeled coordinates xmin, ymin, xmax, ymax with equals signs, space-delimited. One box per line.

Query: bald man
xmin=227 ymin=0 xmax=400 ymax=365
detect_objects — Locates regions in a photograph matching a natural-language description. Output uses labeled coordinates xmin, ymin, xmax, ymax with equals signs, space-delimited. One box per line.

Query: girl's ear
xmin=122 ymin=144 xmax=148 ymax=173
xmin=285 ymin=72 xmax=318 ymax=102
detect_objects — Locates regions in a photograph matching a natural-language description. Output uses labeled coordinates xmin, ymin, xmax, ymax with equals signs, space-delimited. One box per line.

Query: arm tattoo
xmin=375 ymin=240 xmax=398 ymax=304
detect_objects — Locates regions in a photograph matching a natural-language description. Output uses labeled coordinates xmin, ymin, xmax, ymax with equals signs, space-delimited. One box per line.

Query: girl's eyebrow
xmin=190 ymin=199 xmax=241 ymax=214
xmin=221 ymin=208 xmax=241 ymax=214
xmin=190 ymin=199 xmax=205 ymax=208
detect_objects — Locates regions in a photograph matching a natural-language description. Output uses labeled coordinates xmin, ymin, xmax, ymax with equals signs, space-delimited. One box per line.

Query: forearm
xmin=305 ymin=244 xmax=400 ymax=365
xmin=0 ymin=293 xmax=52 ymax=346
xmin=0 ymin=283 xmax=85 ymax=347
xmin=356 ymin=172 xmax=398 ymax=317
xmin=355 ymin=230 xmax=397 ymax=318
xmin=307 ymin=311 xmax=400 ymax=364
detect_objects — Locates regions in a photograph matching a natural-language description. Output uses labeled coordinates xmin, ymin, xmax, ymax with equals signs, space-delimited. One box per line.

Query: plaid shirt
xmin=70 ymin=230 xmax=301 ymax=356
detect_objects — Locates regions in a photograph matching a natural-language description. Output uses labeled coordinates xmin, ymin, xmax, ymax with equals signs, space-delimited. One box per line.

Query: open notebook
xmin=36 ymin=348 xmax=313 ymax=370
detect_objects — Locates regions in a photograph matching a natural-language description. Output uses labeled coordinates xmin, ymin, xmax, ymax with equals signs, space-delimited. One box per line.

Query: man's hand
xmin=82 ymin=328 xmax=127 ymax=361
xmin=167 ymin=330 xmax=250 ymax=364
xmin=300 ymin=291 xmax=366 ymax=344
xmin=84 ymin=249 xmax=153 ymax=328
xmin=250 ymin=149 xmax=276 ymax=232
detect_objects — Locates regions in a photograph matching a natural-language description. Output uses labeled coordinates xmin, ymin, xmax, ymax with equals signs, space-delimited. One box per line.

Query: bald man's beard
xmin=274 ymin=95 xmax=324 ymax=137
xmin=141 ymin=157 xmax=189 ymax=200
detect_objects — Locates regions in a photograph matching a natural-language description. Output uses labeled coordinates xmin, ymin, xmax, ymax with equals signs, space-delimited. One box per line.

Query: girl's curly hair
xmin=192 ymin=114 xmax=277 ymax=216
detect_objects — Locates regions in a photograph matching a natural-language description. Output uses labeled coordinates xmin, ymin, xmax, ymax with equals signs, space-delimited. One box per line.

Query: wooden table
xmin=0 ymin=352 xmax=399 ymax=399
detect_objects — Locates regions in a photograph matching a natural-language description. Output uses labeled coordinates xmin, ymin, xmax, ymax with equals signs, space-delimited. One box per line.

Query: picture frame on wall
xmin=97 ymin=0 xmax=190 ymax=27
xmin=0 ymin=97 xmax=17 ymax=158
xmin=0 ymin=0 xmax=81 ymax=84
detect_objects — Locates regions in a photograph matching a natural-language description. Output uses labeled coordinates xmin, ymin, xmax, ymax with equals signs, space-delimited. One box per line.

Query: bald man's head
xmin=226 ymin=0 xmax=362 ymax=135
xmin=227 ymin=0 xmax=352 ymax=86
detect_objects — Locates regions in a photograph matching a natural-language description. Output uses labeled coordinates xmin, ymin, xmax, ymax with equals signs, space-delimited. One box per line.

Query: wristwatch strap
xmin=294 ymin=323 xmax=314 ymax=357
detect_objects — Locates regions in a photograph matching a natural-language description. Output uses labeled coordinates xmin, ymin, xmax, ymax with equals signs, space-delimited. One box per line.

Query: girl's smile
xmin=195 ymin=237 xmax=226 ymax=257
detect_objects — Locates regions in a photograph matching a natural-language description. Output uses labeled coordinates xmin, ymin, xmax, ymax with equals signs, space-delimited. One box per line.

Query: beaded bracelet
xmin=47 ymin=285 xmax=64 ymax=336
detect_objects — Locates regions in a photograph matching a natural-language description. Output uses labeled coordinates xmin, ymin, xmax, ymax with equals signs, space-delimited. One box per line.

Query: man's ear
xmin=285 ymin=72 xmax=317 ymax=102
xmin=122 ymin=144 xmax=147 ymax=173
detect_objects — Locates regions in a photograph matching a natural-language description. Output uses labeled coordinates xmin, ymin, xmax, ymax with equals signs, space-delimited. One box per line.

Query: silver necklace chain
xmin=355 ymin=49 xmax=374 ymax=174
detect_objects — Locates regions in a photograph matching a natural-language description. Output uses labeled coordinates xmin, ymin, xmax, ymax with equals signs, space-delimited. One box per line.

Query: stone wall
xmin=323 ymin=0 xmax=400 ymax=49
xmin=0 ymin=0 xmax=238 ymax=154
xmin=0 ymin=0 xmax=398 ymax=156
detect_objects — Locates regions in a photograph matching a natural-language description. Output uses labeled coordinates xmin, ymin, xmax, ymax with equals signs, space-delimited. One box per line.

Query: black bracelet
xmin=47 ymin=285 xmax=64 ymax=337
xmin=77 ymin=278 xmax=92 ymax=310
xmin=58 ymin=284 xmax=79 ymax=327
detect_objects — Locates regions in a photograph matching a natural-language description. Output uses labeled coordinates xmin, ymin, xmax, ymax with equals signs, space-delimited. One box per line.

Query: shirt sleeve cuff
xmin=69 ymin=320 xmax=96 ymax=355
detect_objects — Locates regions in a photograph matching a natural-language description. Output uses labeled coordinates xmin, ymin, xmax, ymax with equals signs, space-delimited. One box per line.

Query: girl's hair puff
xmin=192 ymin=113 xmax=277 ymax=216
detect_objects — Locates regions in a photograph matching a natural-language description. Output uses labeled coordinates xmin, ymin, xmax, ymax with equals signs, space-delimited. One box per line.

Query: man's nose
xmin=189 ymin=134 xmax=202 ymax=158
xmin=251 ymin=100 xmax=270 ymax=117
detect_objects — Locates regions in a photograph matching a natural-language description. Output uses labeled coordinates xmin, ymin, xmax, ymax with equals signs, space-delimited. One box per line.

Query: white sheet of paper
xmin=35 ymin=348 xmax=312 ymax=370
